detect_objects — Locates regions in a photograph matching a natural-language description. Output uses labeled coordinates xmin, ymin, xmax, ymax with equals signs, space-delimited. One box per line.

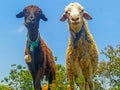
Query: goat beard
xmin=25 ymin=22 xmax=39 ymax=30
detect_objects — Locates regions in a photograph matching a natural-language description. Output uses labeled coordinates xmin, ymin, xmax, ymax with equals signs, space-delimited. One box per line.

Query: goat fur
xmin=61 ymin=2 xmax=99 ymax=90
xmin=16 ymin=5 xmax=56 ymax=90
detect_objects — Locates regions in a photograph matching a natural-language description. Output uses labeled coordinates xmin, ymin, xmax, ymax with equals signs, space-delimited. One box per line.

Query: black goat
xmin=16 ymin=5 xmax=56 ymax=90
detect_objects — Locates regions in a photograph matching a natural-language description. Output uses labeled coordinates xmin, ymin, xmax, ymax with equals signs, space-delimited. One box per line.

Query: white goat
xmin=60 ymin=2 xmax=99 ymax=90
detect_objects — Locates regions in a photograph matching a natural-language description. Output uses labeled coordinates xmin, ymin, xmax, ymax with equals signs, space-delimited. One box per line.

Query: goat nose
xmin=30 ymin=16 xmax=35 ymax=22
xmin=71 ymin=17 xmax=79 ymax=21
xmin=31 ymin=18 xmax=35 ymax=22
xmin=30 ymin=15 xmax=34 ymax=19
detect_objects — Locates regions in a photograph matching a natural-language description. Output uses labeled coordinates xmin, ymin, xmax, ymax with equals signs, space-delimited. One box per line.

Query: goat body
xmin=25 ymin=37 xmax=56 ymax=90
xmin=16 ymin=5 xmax=56 ymax=90
xmin=60 ymin=2 xmax=98 ymax=90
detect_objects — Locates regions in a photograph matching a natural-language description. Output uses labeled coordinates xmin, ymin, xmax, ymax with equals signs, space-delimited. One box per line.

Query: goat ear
xmin=60 ymin=13 xmax=68 ymax=22
xmin=40 ymin=13 xmax=48 ymax=21
xmin=16 ymin=11 xmax=24 ymax=18
xmin=83 ymin=11 xmax=92 ymax=20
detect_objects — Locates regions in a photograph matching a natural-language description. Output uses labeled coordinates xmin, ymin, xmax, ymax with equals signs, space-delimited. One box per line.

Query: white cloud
xmin=17 ymin=24 xmax=25 ymax=33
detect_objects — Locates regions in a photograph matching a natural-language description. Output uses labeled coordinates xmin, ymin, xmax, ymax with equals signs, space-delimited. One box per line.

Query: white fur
xmin=24 ymin=54 xmax=31 ymax=62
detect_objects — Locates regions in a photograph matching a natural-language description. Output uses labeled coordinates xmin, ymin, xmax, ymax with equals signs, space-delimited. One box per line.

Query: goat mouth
xmin=72 ymin=22 xmax=80 ymax=25
xmin=30 ymin=20 xmax=37 ymax=24
xmin=25 ymin=21 xmax=36 ymax=26
xmin=25 ymin=19 xmax=37 ymax=25
xmin=25 ymin=22 xmax=38 ymax=29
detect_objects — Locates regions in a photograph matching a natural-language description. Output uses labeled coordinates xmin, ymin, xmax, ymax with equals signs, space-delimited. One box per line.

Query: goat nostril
xmin=72 ymin=17 xmax=79 ymax=21
xmin=32 ymin=19 xmax=36 ymax=22
xmin=76 ymin=17 xmax=79 ymax=20
xmin=30 ymin=16 xmax=34 ymax=19
xmin=72 ymin=18 xmax=74 ymax=21
xmin=29 ymin=18 xmax=36 ymax=23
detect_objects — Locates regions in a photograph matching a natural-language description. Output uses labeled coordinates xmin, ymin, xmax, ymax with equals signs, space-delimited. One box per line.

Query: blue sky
xmin=0 ymin=0 xmax=120 ymax=80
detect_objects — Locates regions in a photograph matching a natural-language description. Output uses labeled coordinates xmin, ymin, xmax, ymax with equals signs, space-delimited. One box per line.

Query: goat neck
xmin=68 ymin=19 xmax=83 ymax=33
xmin=69 ymin=20 xmax=91 ymax=53
xmin=27 ymin=27 xmax=39 ymax=41
xmin=27 ymin=28 xmax=40 ymax=52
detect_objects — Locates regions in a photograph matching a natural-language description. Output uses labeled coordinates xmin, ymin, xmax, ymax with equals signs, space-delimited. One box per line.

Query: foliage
xmin=1 ymin=63 xmax=68 ymax=90
xmin=94 ymin=44 xmax=120 ymax=90
xmin=75 ymin=75 xmax=85 ymax=84
xmin=42 ymin=64 xmax=68 ymax=90
xmin=1 ymin=64 xmax=33 ymax=90
xmin=0 ymin=84 xmax=13 ymax=90
xmin=53 ymin=64 xmax=68 ymax=90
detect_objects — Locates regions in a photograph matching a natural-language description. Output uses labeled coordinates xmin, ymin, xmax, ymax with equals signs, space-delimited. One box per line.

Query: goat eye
xmin=65 ymin=11 xmax=68 ymax=14
xmin=65 ymin=10 xmax=70 ymax=14
xmin=25 ymin=11 xmax=30 ymax=16
xmin=81 ymin=9 xmax=84 ymax=12
xmin=80 ymin=10 xmax=84 ymax=14
xmin=35 ymin=11 xmax=40 ymax=15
